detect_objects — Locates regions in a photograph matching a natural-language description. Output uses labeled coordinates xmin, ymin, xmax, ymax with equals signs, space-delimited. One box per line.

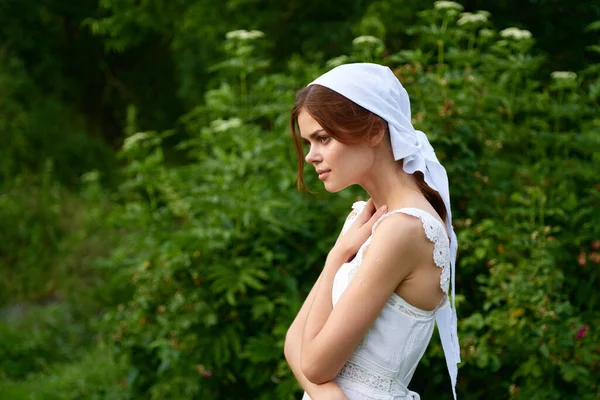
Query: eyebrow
xmin=301 ymin=128 xmax=325 ymax=142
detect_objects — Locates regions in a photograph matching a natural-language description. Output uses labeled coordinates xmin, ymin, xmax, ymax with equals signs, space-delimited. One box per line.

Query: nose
xmin=305 ymin=145 xmax=321 ymax=165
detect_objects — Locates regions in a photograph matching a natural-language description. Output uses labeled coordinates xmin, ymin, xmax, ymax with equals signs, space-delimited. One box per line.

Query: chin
xmin=323 ymin=181 xmax=349 ymax=193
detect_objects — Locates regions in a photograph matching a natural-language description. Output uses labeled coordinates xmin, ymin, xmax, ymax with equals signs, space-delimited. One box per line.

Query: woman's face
xmin=297 ymin=109 xmax=376 ymax=192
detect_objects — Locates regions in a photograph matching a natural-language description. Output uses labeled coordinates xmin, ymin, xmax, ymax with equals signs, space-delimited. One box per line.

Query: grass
xmin=0 ymin=343 xmax=129 ymax=400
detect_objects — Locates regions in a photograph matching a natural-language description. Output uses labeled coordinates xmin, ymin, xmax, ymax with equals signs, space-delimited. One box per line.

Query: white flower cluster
xmin=551 ymin=71 xmax=577 ymax=80
xmin=352 ymin=35 xmax=382 ymax=46
xmin=479 ymin=29 xmax=495 ymax=38
xmin=499 ymin=27 xmax=532 ymax=40
xmin=211 ymin=118 xmax=243 ymax=132
xmin=225 ymin=30 xmax=265 ymax=41
xmin=457 ymin=11 xmax=488 ymax=26
xmin=434 ymin=1 xmax=464 ymax=11
xmin=326 ymin=55 xmax=350 ymax=69
xmin=122 ymin=132 xmax=149 ymax=151
xmin=81 ymin=171 xmax=100 ymax=183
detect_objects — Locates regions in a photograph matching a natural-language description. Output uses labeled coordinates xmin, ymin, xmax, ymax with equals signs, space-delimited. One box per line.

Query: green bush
xmin=0 ymin=168 xmax=123 ymax=308
xmin=0 ymin=171 xmax=69 ymax=305
xmin=102 ymin=36 xmax=356 ymax=399
xmin=0 ymin=53 xmax=115 ymax=186
xmin=0 ymin=342 xmax=129 ymax=400
xmin=0 ymin=304 xmax=90 ymax=380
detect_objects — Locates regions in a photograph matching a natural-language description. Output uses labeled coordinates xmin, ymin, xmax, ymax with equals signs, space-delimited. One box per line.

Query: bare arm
xmin=284 ymin=204 xmax=366 ymax=397
xmin=284 ymin=273 xmax=348 ymax=399
xmin=300 ymin=251 xmax=347 ymax=383
xmin=301 ymin=214 xmax=421 ymax=383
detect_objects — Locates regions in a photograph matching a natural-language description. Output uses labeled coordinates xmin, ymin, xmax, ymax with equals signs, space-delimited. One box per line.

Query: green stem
xmin=554 ymin=88 xmax=564 ymax=133
xmin=147 ymin=185 xmax=157 ymax=211
xmin=509 ymin=70 xmax=521 ymax=122
xmin=466 ymin=34 xmax=475 ymax=70
xmin=437 ymin=19 xmax=448 ymax=67
xmin=240 ymin=71 xmax=247 ymax=120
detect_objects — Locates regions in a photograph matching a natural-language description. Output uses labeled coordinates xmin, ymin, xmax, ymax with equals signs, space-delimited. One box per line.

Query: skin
xmin=284 ymin=109 xmax=448 ymax=398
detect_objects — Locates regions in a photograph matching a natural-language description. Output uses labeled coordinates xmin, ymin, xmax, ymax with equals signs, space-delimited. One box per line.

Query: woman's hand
xmin=333 ymin=199 xmax=387 ymax=262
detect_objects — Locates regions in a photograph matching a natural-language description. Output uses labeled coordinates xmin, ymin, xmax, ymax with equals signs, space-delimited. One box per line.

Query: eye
xmin=317 ymin=136 xmax=331 ymax=144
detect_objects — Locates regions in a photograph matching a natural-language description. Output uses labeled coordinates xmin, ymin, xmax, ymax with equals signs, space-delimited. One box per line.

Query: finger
xmin=367 ymin=204 xmax=388 ymax=226
xmin=359 ymin=198 xmax=375 ymax=222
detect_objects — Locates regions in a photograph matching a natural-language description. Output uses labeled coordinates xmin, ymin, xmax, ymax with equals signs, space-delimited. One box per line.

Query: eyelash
xmin=305 ymin=136 xmax=330 ymax=146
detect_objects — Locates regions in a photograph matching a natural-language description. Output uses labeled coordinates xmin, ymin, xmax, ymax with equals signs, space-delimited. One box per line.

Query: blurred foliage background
xmin=1 ymin=0 xmax=599 ymax=399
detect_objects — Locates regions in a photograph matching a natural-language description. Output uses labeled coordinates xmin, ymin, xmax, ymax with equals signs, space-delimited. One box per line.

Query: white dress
xmin=302 ymin=201 xmax=453 ymax=400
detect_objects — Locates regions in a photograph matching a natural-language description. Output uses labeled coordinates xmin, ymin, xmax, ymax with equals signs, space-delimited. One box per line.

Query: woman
xmin=283 ymin=63 xmax=460 ymax=400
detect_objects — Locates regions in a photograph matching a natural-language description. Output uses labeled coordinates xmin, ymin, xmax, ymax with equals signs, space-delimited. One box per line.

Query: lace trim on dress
xmin=387 ymin=295 xmax=436 ymax=319
xmin=338 ymin=360 xmax=395 ymax=394
xmin=341 ymin=201 xmax=367 ymax=235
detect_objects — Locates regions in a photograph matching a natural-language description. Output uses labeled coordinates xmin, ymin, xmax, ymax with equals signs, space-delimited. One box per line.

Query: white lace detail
xmin=338 ymin=361 xmax=395 ymax=394
xmin=341 ymin=201 xmax=366 ymax=235
xmin=387 ymin=295 xmax=435 ymax=319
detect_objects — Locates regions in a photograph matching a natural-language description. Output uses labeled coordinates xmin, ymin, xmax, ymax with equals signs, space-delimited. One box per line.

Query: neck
xmin=358 ymin=156 xmax=422 ymax=212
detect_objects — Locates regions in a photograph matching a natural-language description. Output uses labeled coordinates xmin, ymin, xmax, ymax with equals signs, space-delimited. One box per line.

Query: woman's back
xmin=302 ymin=201 xmax=451 ymax=400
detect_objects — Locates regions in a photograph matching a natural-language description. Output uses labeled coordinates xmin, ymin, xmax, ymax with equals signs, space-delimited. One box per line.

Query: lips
xmin=318 ymin=170 xmax=331 ymax=180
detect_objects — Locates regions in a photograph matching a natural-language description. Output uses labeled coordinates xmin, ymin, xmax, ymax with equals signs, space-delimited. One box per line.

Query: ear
xmin=367 ymin=124 xmax=388 ymax=148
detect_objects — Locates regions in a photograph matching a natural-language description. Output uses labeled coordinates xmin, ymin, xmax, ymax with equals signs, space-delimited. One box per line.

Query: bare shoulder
xmin=373 ymin=211 xmax=427 ymax=243
xmin=365 ymin=212 xmax=428 ymax=266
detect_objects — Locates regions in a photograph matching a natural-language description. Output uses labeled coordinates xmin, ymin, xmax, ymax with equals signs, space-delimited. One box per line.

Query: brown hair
xmin=289 ymin=84 xmax=447 ymax=221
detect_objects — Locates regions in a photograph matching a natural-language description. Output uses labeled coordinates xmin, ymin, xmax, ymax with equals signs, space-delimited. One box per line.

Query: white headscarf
xmin=309 ymin=63 xmax=460 ymax=399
